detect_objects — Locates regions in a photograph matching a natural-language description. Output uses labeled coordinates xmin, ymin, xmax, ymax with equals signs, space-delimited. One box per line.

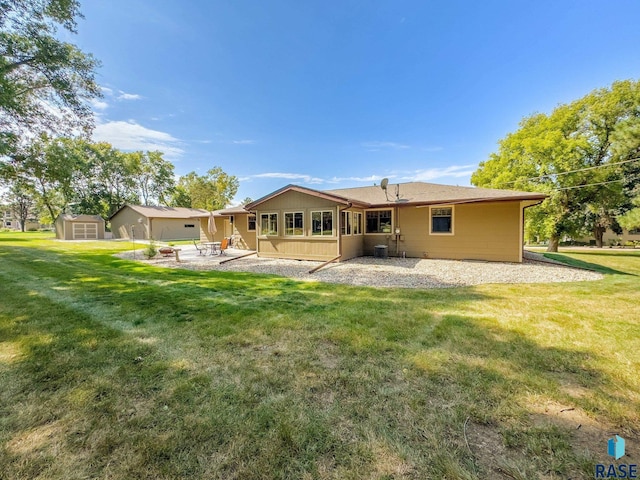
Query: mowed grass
xmin=0 ymin=233 xmax=638 ymax=479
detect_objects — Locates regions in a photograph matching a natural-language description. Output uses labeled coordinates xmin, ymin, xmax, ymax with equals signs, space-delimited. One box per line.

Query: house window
xmin=366 ymin=210 xmax=392 ymax=234
xmin=260 ymin=213 xmax=278 ymax=236
xmin=430 ymin=207 xmax=453 ymax=234
xmin=311 ymin=210 xmax=333 ymax=236
xmin=247 ymin=214 xmax=256 ymax=231
xmin=184 ymin=224 xmax=195 ymax=228
xmin=353 ymin=212 xmax=362 ymax=235
xmin=341 ymin=211 xmax=352 ymax=235
xmin=284 ymin=212 xmax=304 ymax=236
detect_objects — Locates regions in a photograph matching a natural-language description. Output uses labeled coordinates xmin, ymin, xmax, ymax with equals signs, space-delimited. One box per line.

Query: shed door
xmin=73 ymin=223 xmax=98 ymax=240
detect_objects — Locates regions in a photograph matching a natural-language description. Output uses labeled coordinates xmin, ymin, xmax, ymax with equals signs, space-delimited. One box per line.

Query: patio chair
xmin=219 ymin=237 xmax=229 ymax=256
xmin=193 ymin=239 xmax=207 ymax=256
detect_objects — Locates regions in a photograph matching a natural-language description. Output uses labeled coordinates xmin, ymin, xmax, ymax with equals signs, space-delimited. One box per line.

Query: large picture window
xmin=353 ymin=212 xmax=362 ymax=235
xmin=260 ymin=213 xmax=278 ymax=236
xmin=431 ymin=207 xmax=453 ymax=234
xmin=284 ymin=212 xmax=304 ymax=236
xmin=365 ymin=210 xmax=392 ymax=234
xmin=341 ymin=211 xmax=352 ymax=235
xmin=312 ymin=210 xmax=333 ymax=236
xmin=247 ymin=214 xmax=256 ymax=231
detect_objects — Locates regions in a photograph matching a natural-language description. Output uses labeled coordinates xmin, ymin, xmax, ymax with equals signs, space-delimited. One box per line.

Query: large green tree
xmin=170 ymin=167 xmax=239 ymax=210
xmin=0 ymin=0 xmax=100 ymax=154
xmin=472 ymin=80 xmax=640 ymax=251
xmin=129 ymin=150 xmax=176 ymax=206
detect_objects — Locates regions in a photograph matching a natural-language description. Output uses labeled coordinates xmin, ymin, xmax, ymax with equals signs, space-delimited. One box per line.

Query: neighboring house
xmin=55 ymin=214 xmax=106 ymax=240
xmin=574 ymin=228 xmax=640 ymax=245
xmin=1 ymin=207 xmax=41 ymax=231
xmin=109 ymin=205 xmax=211 ymax=240
xmin=245 ymin=182 xmax=547 ymax=263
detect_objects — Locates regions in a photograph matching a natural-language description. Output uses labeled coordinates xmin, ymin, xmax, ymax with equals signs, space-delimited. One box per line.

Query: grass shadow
xmin=543 ymin=252 xmax=634 ymax=275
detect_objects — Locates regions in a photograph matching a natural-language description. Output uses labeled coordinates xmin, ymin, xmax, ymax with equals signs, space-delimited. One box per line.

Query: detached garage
xmin=109 ymin=205 xmax=210 ymax=240
xmin=55 ymin=214 xmax=106 ymax=240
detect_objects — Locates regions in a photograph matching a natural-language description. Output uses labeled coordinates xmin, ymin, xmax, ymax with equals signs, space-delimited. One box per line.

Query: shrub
xmin=143 ymin=239 xmax=158 ymax=259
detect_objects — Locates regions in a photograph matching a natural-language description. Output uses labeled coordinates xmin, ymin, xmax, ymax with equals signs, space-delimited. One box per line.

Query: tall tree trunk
xmin=547 ymin=235 xmax=559 ymax=252
xmin=594 ymin=226 xmax=605 ymax=248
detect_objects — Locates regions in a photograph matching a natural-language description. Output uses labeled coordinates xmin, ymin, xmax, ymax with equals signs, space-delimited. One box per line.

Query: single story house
xmin=55 ymin=214 xmax=106 ymax=240
xmin=191 ymin=206 xmax=257 ymax=250
xmin=245 ymin=182 xmax=547 ymax=263
xmin=109 ymin=205 xmax=211 ymax=240
xmin=574 ymin=227 xmax=640 ymax=246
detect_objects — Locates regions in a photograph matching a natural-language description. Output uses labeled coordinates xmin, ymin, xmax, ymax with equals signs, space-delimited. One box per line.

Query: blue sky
xmin=74 ymin=0 xmax=640 ymax=203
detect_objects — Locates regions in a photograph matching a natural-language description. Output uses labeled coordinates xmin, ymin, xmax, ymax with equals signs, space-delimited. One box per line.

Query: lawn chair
xmin=219 ymin=237 xmax=229 ymax=256
xmin=193 ymin=239 xmax=207 ymax=256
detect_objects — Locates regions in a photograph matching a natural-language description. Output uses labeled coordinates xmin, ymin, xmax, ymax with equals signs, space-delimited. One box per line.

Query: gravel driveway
xmin=119 ymin=248 xmax=603 ymax=289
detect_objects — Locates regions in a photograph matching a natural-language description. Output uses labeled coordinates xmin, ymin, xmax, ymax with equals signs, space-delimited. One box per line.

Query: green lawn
xmin=1 ymin=233 xmax=638 ymax=479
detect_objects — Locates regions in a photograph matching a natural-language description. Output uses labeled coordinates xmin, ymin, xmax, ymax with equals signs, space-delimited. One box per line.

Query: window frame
xmin=364 ymin=208 xmax=393 ymax=235
xmin=429 ymin=206 xmax=454 ymax=235
xmin=311 ymin=210 xmax=334 ymax=237
xmin=247 ymin=214 xmax=256 ymax=232
xmin=259 ymin=212 xmax=278 ymax=236
xmin=353 ymin=212 xmax=363 ymax=235
xmin=340 ymin=211 xmax=353 ymax=236
xmin=284 ymin=211 xmax=305 ymax=236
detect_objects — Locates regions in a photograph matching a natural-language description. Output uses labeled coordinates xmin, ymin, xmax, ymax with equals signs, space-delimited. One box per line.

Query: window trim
xmin=259 ymin=212 xmax=278 ymax=236
xmin=311 ymin=209 xmax=334 ymax=237
xmin=341 ymin=211 xmax=353 ymax=236
xmin=284 ymin=211 xmax=305 ymax=237
xmin=364 ymin=208 xmax=393 ymax=235
xmin=353 ymin=212 xmax=363 ymax=235
xmin=247 ymin=214 xmax=256 ymax=232
xmin=429 ymin=205 xmax=455 ymax=235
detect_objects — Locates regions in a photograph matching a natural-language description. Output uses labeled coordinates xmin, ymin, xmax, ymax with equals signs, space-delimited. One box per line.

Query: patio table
xmin=203 ymin=241 xmax=221 ymax=255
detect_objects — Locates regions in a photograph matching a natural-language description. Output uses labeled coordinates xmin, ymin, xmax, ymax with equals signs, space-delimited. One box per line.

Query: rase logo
xmin=595 ymin=435 xmax=637 ymax=479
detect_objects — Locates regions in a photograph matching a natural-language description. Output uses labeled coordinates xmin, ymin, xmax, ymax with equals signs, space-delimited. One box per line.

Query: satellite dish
xmin=380 ymin=178 xmax=389 ymax=191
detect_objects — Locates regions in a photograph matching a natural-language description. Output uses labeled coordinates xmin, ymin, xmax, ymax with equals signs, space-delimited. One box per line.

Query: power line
xmin=498 ymin=157 xmax=640 ymax=186
xmin=553 ymin=179 xmax=625 ymax=191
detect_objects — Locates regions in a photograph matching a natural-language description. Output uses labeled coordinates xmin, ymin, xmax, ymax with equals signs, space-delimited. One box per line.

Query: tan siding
xmin=257 ymin=238 xmax=337 ymax=261
xmin=258 ymin=190 xmax=339 ymax=211
xmin=110 ymin=207 xmax=148 ymax=239
xmin=151 ymin=218 xmax=199 ymax=240
xmin=361 ymin=202 xmax=522 ymax=262
xmin=341 ymin=234 xmax=363 ymax=260
xmin=254 ymin=191 xmax=339 ymax=260
xmin=231 ymin=213 xmax=257 ymax=250
xmin=429 ymin=202 xmax=521 ymax=262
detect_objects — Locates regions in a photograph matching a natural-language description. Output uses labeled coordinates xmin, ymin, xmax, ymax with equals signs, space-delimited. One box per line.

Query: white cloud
xmin=399 ymin=165 xmax=477 ymax=182
xmin=232 ymin=139 xmax=254 ymax=145
xmin=100 ymin=86 xmax=114 ymax=96
xmin=118 ymin=91 xmax=143 ymax=101
xmin=89 ymin=98 xmax=109 ymax=110
xmin=329 ymin=174 xmax=397 ymax=183
xmin=244 ymin=172 xmax=325 ymax=184
xmin=361 ymin=141 xmax=410 ymax=150
xmin=93 ymin=120 xmax=184 ymax=159
xmin=241 ymin=166 xmax=476 ymax=187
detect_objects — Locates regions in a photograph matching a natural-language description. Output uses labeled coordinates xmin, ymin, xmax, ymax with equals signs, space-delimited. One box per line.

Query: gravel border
xmin=116 ymin=249 xmax=603 ymax=289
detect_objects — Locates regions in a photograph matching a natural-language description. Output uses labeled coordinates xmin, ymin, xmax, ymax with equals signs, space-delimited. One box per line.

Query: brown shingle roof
xmin=110 ymin=205 xmax=210 ymax=220
xmin=325 ymin=182 xmax=547 ymax=206
xmin=246 ymin=182 xmax=547 ymax=210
